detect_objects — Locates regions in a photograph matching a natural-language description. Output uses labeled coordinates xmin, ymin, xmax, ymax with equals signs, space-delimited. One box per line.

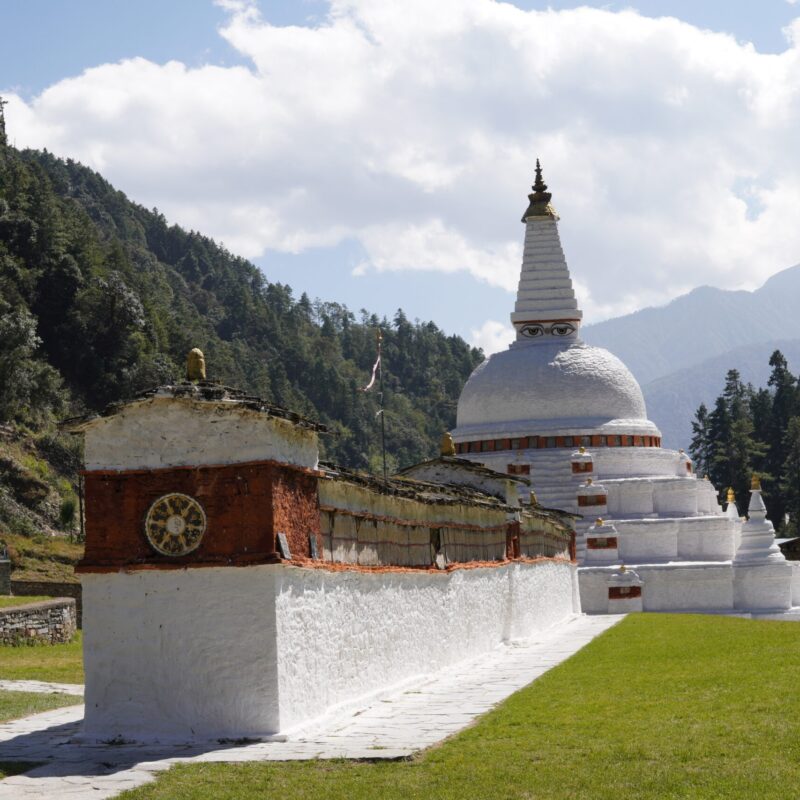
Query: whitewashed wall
xmin=82 ymin=560 xmax=579 ymax=742
xmin=83 ymin=398 xmax=319 ymax=471
xmin=81 ymin=567 xmax=282 ymax=742
xmin=580 ymin=563 xmax=735 ymax=613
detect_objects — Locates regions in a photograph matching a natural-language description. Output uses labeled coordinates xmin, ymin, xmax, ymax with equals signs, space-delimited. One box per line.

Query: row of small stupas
xmin=451 ymin=162 xmax=799 ymax=614
xmin=66 ymin=353 xmax=581 ymax=742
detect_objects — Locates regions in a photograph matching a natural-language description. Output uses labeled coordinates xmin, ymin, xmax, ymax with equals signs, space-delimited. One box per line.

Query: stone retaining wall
xmin=0 ymin=598 xmax=77 ymax=645
xmin=10 ymin=580 xmax=83 ymax=626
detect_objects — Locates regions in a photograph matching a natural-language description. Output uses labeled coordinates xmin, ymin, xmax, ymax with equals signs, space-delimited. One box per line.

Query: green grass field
xmin=0 ymin=596 xmax=51 ymax=609
xmin=0 ymin=631 xmax=83 ymax=684
xmin=0 ymin=689 xmax=80 ymax=723
xmin=119 ymin=614 xmax=800 ymax=800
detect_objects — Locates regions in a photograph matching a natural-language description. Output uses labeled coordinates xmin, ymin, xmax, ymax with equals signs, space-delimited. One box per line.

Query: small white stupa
xmin=733 ymin=475 xmax=793 ymax=611
xmin=450 ymin=161 xmax=797 ymax=614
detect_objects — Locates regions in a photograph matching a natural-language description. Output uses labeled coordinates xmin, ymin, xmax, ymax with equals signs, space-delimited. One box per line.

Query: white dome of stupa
xmin=456 ymin=339 xmax=649 ymax=435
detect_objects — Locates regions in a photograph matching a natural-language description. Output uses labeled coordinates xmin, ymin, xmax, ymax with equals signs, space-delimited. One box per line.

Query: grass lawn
xmin=120 ymin=614 xmax=800 ymax=800
xmin=0 ymin=632 xmax=83 ymax=684
xmin=0 ymin=596 xmax=51 ymax=609
xmin=0 ymin=761 xmax=40 ymax=779
xmin=0 ymin=689 xmax=80 ymax=723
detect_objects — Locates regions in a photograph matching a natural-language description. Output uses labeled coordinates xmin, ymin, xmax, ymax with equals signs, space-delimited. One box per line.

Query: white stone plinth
xmin=584 ymin=520 xmax=619 ymax=565
xmin=607 ymin=567 xmax=643 ymax=613
xmin=733 ymin=562 xmax=793 ymax=611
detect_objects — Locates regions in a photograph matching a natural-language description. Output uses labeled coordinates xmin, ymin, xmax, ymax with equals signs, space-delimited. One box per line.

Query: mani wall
xmin=68 ymin=376 xmax=580 ymax=742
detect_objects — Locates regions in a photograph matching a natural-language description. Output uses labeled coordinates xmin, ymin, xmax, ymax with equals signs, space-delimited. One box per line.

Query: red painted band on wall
xmin=587 ymin=537 xmax=618 ymax=549
xmin=455 ymin=434 xmax=661 ymax=455
xmin=577 ymin=495 xmax=607 ymax=507
xmin=608 ymin=586 xmax=642 ymax=599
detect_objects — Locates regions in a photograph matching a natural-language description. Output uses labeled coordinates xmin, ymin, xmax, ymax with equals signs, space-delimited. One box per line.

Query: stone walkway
xmin=0 ymin=614 xmax=623 ymax=799
xmin=0 ymin=680 xmax=83 ymax=697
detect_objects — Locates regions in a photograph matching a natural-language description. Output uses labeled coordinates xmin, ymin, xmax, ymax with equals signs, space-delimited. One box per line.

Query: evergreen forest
xmin=0 ymin=109 xmax=483 ymax=476
xmin=689 ymin=350 xmax=800 ymax=535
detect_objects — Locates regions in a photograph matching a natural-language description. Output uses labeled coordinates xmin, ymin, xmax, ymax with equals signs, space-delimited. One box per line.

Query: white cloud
xmin=5 ymin=1 xmax=800 ymax=323
xmin=470 ymin=319 xmax=514 ymax=356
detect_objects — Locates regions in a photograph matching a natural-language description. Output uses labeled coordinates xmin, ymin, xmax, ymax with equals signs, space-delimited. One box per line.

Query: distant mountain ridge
xmin=581 ymin=266 xmax=800 ymax=448
xmin=583 ymin=266 xmax=800 ymax=385
xmin=641 ymin=339 xmax=800 ymax=449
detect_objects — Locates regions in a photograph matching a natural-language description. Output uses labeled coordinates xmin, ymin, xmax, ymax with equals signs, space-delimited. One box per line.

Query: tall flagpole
xmin=377 ymin=329 xmax=387 ymax=481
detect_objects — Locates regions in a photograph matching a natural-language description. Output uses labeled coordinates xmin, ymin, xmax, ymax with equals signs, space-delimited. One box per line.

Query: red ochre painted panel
xmin=577 ymin=495 xmax=607 ymax=507
xmin=78 ymin=461 xmax=319 ymax=572
xmin=608 ymin=586 xmax=642 ymax=599
xmin=587 ymin=537 xmax=618 ymax=549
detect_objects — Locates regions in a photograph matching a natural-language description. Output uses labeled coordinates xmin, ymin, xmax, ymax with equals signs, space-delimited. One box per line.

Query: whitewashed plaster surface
xmin=81 ymin=567 xmax=282 ymax=742
xmin=580 ymin=563 xmax=735 ymax=613
xmin=82 ymin=399 xmax=319 ymax=471
xmin=273 ymin=560 xmax=578 ymax=732
xmin=455 ymin=341 xmax=652 ymax=436
xmin=81 ymin=560 xmax=578 ymax=742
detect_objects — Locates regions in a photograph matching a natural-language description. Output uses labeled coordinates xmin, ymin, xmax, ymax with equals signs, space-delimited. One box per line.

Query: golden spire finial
xmin=751 ymin=474 xmax=761 ymax=491
xmin=726 ymin=487 xmax=735 ymax=503
xmin=595 ymin=517 xmax=604 ymax=526
xmin=529 ymin=489 xmax=538 ymax=506
xmin=186 ymin=348 xmax=206 ymax=382
xmin=586 ymin=477 xmax=593 ymax=485
xmin=440 ymin=432 xmax=456 ymax=457
xmin=579 ymin=446 xmax=586 ymax=454
xmin=619 ymin=563 xmax=627 ymax=573
xmin=521 ymin=158 xmax=558 ymax=221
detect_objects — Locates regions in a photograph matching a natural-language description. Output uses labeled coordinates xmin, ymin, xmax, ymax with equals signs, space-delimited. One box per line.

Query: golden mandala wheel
xmin=145 ymin=493 xmax=207 ymax=556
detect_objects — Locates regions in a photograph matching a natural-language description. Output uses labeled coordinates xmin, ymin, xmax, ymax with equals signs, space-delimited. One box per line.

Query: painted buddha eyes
xmin=520 ymin=322 xmax=576 ymax=338
xmin=521 ymin=324 xmax=545 ymax=337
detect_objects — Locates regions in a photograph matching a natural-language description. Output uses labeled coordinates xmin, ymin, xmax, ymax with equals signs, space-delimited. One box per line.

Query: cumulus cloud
xmin=470 ymin=319 xmax=515 ymax=355
xmin=4 ymin=0 xmax=800 ymax=323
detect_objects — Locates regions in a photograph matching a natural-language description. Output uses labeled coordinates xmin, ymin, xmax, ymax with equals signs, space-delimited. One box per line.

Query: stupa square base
xmin=733 ymin=561 xmax=793 ymax=611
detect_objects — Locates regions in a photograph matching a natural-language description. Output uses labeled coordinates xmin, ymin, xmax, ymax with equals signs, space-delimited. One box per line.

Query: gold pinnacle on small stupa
xmin=186 ymin=348 xmax=206 ymax=382
xmin=751 ymin=474 xmax=762 ymax=491
xmin=530 ymin=489 xmax=538 ymax=506
xmin=726 ymin=487 xmax=736 ymax=504
xmin=579 ymin=446 xmax=586 ymax=454
xmin=595 ymin=517 xmax=604 ymax=526
xmin=440 ymin=432 xmax=456 ymax=457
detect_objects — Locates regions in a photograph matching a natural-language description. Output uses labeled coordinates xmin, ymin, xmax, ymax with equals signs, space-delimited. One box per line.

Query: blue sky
xmin=3 ymin=1 xmax=800 ymax=351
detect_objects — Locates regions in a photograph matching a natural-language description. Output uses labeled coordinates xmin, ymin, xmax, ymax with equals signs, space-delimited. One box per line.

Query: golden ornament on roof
xmin=726 ymin=487 xmax=735 ymax=503
xmin=186 ymin=348 xmax=206 ymax=382
xmin=751 ymin=474 xmax=762 ymax=491
xmin=440 ymin=432 xmax=456 ymax=457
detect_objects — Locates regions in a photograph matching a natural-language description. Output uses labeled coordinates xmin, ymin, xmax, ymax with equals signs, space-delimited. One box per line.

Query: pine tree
xmin=780 ymin=417 xmax=800 ymax=536
xmin=689 ymin=402 xmax=713 ymax=478
xmin=764 ymin=350 xmax=798 ymax=527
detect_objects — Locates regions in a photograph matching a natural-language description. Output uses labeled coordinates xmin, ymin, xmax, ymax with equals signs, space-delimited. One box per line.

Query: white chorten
xmin=451 ymin=162 xmax=800 ymax=614
xmin=732 ymin=476 xmax=792 ymax=611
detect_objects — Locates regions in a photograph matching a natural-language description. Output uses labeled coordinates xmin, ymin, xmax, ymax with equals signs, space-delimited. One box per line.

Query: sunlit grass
xmin=121 ymin=614 xmax=800 ymax=799
xmin=0 ymin=631 xmax=83 ymax=684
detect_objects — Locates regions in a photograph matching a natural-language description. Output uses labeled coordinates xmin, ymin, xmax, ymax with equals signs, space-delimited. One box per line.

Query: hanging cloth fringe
xmin=359 ymin=354 xmax=381 ymax=392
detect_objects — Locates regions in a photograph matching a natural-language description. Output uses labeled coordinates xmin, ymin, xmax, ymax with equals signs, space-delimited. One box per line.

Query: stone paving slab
xmin=0 ymin=614 xmax=624 ymax=799
xmin=0 ymin=680 xmax=84 ymax=697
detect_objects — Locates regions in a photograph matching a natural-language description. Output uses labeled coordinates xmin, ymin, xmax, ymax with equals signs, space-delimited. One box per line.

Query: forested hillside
xmin=0 ymin=113 xmax=483 ymax=476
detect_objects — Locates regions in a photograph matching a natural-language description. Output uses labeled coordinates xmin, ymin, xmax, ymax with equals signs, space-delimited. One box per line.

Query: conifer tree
xmin=689 ymin=402 xmax=713 ymax=478
xmin=780 ymin=417 xmax=800 ymax=536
